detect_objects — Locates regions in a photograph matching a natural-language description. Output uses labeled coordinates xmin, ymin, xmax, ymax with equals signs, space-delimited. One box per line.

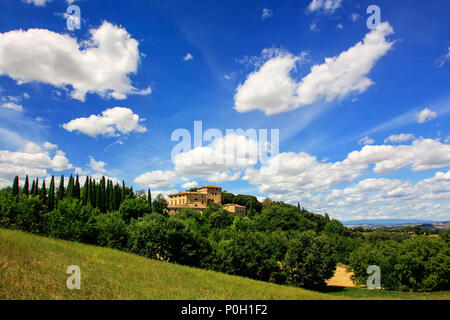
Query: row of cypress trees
xmin=11 ymin=174 xmax=151 ymax=213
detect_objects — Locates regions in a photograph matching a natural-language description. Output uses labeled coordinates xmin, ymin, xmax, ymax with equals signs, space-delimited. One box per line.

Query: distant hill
xmin=341 ymin=219 xmax=437 ymax=226
xmin=341 ymin=219 xmax=450 ymax=230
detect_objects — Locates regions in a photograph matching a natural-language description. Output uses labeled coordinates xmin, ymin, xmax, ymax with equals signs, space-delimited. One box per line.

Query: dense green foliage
xmin=0 ymin=175 xmax=448 ymax=292
xmin=349 ymin=236 xmax=450 ymax=292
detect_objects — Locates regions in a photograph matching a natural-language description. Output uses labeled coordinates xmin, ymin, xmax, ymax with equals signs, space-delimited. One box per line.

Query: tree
xmin=119 ymin=198 xmax=151 ymax=223
xmin=23 ymin=175 xmax=29 ymax=196
xmin=48 ymin=176 xmax=55 ymax=211
xmin=12 ymin=176 xmax=19 ymax=198
xmin=81 ymin=177 xmax=89 ymax=205
xmin=147 ymin=188 xmax=152 ymax=212
xmin=56 ymin=174 xmax=65 ymax=202
xmin=74 ymin=175 xmax=81 ymax=199
xmin=39 ymin=180 xmax=47 ymax=205
xmin=152 ymin=193 xmax=168 ymax=215
xmin=284 ymin=231 xmax=337 ymax=289
xmin=30 ymin=180 xmax=35 ymax=196
xmin=66 ymin=175 xmax=74 ymax=198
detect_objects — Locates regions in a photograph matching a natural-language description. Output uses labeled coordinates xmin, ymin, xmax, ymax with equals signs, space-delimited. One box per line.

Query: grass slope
xmin=1 ymin=229 xmax=448 ymax=300
xmin=0 ymin=229 xmax=330 ymax=300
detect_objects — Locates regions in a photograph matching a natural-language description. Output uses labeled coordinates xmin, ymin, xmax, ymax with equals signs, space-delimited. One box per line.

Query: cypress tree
xmin=112 ymin=184 xmax=119 ymax=210
xmin=297 ymin=202 xmax=301 ymax=212
xmin=56 ymin=174 xmax=65 ymax=201
xmin=75 ymin=175 xmax=80 ymax=199
xmin=66 ymin=175 xmax=74 ymax=198
xmin=40 ymin=180 xmax=47 ymax=204
xmin=121 ymin=180 xmax=126 ymax=202
xmin=34 ymin=177 xmax=39 ymax=196
xmin=148 ymin=188 xmax=152 ymax=212
xmin=82 ymin=177 xmax=89 ymax=205
xmin=30 ymin=180 xmax=36 ymax=196
xmin=23 ymin=175 xmax=29 ymax=196
xmin=91 ymin=179 xmax=97 ymax=208
xmin=105 ymin=179 xmax=111 ymax=212
xmin=12 ymin=176 xmax=19 ymax=198
xmin=48 ymin=176 xmax=55 ymax=211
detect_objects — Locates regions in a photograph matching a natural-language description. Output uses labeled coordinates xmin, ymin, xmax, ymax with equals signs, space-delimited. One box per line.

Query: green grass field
xmin=0 ymin=228 xmax=448 ymax=300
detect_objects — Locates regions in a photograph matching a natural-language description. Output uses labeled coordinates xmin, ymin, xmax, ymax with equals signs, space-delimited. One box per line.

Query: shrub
xmin=119 ymin=198 xmax=151 ymax=223
xmin=283 ymin=231 xmax=337 ymax=289
xmin=46 ymin=198 xmax=99 ymax=243
xmin=96 ymin=211 xmax=128 ymax=249
xmin=127 ymin=214 xmax=211 ymax=267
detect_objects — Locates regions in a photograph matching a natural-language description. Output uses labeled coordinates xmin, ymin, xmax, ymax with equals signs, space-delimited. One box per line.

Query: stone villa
xmin=167 ymin=185 xmax=246 ymax=216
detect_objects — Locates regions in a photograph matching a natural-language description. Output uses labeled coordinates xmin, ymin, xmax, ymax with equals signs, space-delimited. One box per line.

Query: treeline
xmin=10 ymin=174 xmax=144 ymax=213
xmin=1 ymin=176 xmax=449 ymax=292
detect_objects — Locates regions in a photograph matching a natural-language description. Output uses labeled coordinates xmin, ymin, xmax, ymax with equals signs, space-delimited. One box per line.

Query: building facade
xmin=167 ymin=185 xmax=247 ymax=216
xmin=167 ymin=185 xmax=222 ymax=215
xmin=223 ymin=203 xmax=247 ymax=216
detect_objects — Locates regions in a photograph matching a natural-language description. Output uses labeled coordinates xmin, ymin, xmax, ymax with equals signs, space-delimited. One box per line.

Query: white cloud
xmin=245 ymin=138 xmax=450 ymax=199
xmin=43 ymin=141 xmax=58 ymax=149
xmin=89 ymin=156 xmax=106 ymax=173
xmin=244 ymin=151 xmax=365 ymax=193
xmin=416 ymin=108 xmax=437 ymax=123
xmin=0 ymin=21 xmax=150 ymax=101
xmin=181 ymin=181 xmax=198 ymax=189
xmin=358 ymin=136 xmax=374 ymax=145
xmin=21 ymin=142 xmax=42 ymax=153
xmin=134 ymin=170 xmax=177 ymax=189
xmin=435 ymin=47 xmax=450 ymax=67
xmin=24 ymin=0 xmax=51 ymax=6
xmin=174 ymin=134 xmax=258 ymax=181
xmin=183 ymin=53 xmax=194 ymax=61
xmin=62 ymin=107 xmax=147 ymax=138
xmin=0 ymin=140 xmax=73 ymax=188
xmin=1 ymin=102 xmax=23 ymax=112
xmin=337 ymin=23 xmax=343 ymax=30
xmin=350 ymin=13 xmax=362 ymax=22
xmin=308 ymin=0 xmax=342 ymax=13
xmin=234 ymin=22 xmax=394 ymax=115
xmin=384 ymin=133 xmax=415 ymax=143
xmin=262 ymin=8 xmax=273 ymax=20
xmin=347 ymin=138 xmax=450 ymax=173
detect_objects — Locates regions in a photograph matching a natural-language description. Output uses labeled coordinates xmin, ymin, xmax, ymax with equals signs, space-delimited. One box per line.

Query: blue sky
xmin=0 ymin=0 xmax=449 ymax=221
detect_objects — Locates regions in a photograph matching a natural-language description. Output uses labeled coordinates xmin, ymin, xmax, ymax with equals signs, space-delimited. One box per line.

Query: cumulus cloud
xmin=234 ymin=22 xmax=394 ymax=115
xmin=62 ymin=107 xmax=147 ymax=138
xmin=308 ymin=0 xmax=342 ymax=13
xmin=0 ymin=140 xmax=73 ymax=187
xmin=0 ymin=21 xmax=150 ymax=101
xmin=183 ymin=53 xmax=194 ymax=61
xmin=181 ymin=181 xmax=198 ymax=189
xmin=384 ymin=133 xmax=415 ymax=143
xmin=43 ymin=142 xmax=58 ymax=149
xmin=347 ymin=138 xmax=450 ymax=173
xmin=1 ymin=102 xmax=23 ymax=112
xmin=89 ymin=156 xmax=106 ymax=173
xmin=244 ymin=152 xmax=365 ymax=193
xmin=416 ymin=108 xmax=437 ymax=123
xmin=435 ymin=47 xmax=450 ymax=67
xmin=262 ymin=8 xmax=273 ymax=20
xmin=244 ymin=138 xmax=450 ymax=199
xmin=174 ymin=134 xmax=259 ymax=181
xmin=134 ymin=170 xmax=177 ymax=189
xmin=350 ymin=13 xmax=361 ymax=22
xmin=24 ymin=0 xmax=51 ymax=6
xmin=358 ymin=136 xmax=374 ymax=145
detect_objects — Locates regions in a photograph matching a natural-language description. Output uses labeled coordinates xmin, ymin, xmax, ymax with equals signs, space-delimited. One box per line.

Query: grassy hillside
xmin=1 ymin=229 xmax=449 ymax=300
xmin=0 ymin=228 xmax=330 ymax=300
